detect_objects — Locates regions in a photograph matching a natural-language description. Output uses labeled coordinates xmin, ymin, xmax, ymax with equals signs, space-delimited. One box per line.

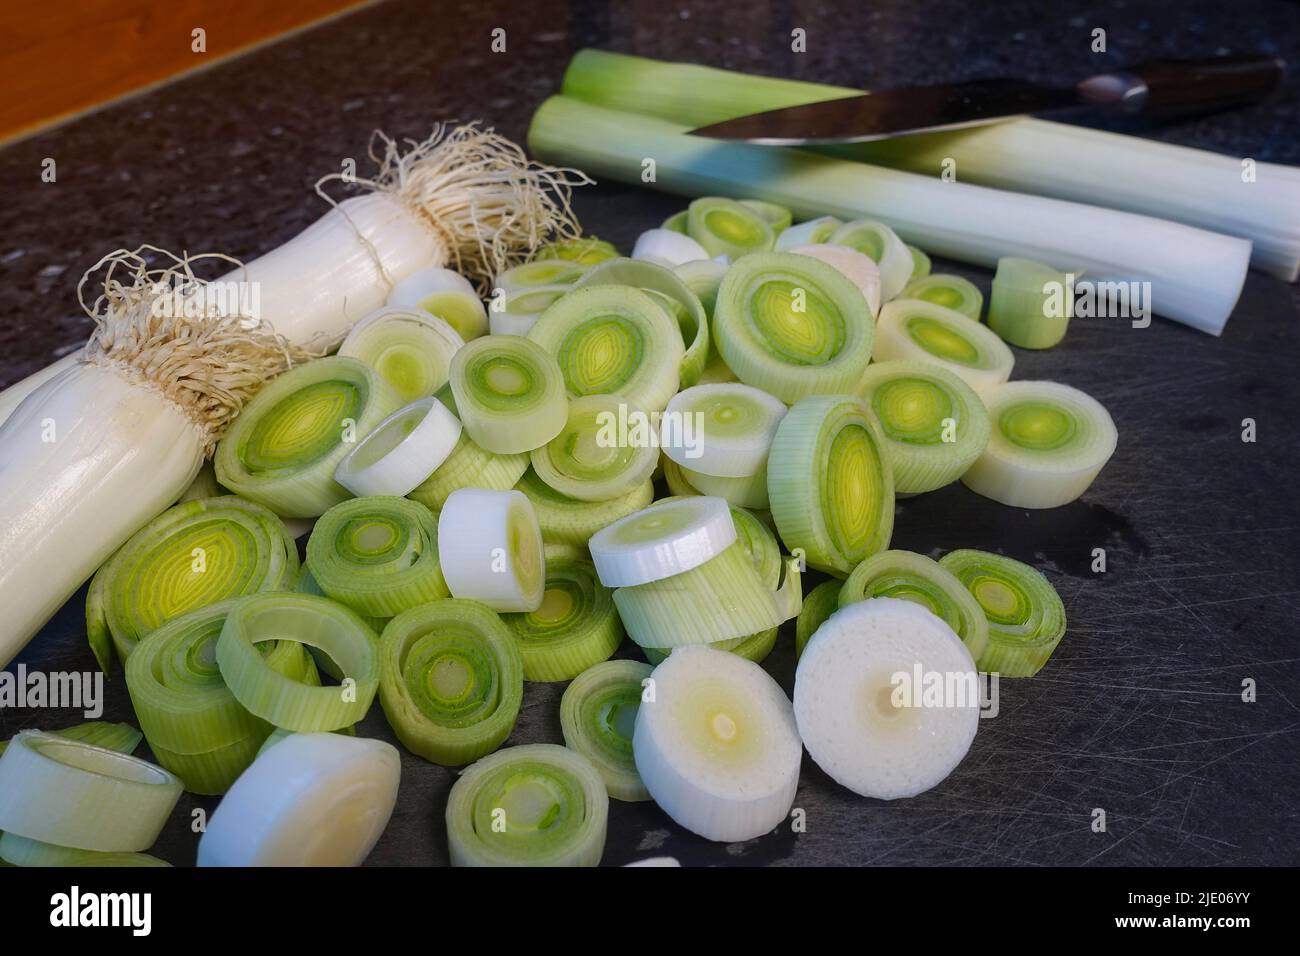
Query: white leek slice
xmin=786 ymin=243 xmax=882 ymax=317
xmin=338 ymin=306 xmax=465 ymax=401
xmin=386 ymin=266 xmax=488 ymax=340
xmin=899 ymin=273 xmax=984 ymax=320
xmin=335 ymin=397 xmax=462 ymax=497
xmin=962 ymin=380 xmax=1117 ymax=509
xmin=530 ymin=394 xmax=658 ymax=501
xmin=829 ymin=218 xmax=912 ymax=301
xmin=632 ymin=228 xmax=710 ymax=265
xmin=560 ymin=659 xmax=652 ymax=801
xmin=775 ymin=215 xmax=842 ymax=250
xmin=661 ymin=383 xmax=787 ymax=478
xmin=437 ymin=489 xmax=546 ymax=611
xmin=633 ymin=645 xmax=800 ymax=842
xmin=198 ymin=732 xmax=400 ymax=866
xmin=794 ymin=597 xmax=979 ymax=799
xmin=588 ymin=496 xmax=736 ymax=587
xmin=874 ymin=299 xmax=1014 ymax=393
xmin=449 ymin=334 xmax=568 ymax=454
xmin=0 ymin=731 xmax=182 ymax=852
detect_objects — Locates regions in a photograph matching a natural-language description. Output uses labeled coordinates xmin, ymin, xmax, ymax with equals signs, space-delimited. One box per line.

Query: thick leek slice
xmin=787 ymin=243 xmax=882 ymax=317
xmin=838 ymin=550 xmax=989 ymax=661
xmin=0 ymin=731 xmax=182 ymax=851
xmin=85 ymin=495 xmax=299 ymax=671
xmin=531 ymin=394 xmax=658 ymax=501
xmin=988 ymin=257 xmax=1072 ymax=349
xmin=335 ymin=397 xmax=462 ymax=497
xmin=217 ymin=593 xmax=380 ymax=731
xmin=378 ymin=598 xmax=523 ymax=765
xmin=0 ymin=832 xmax=169 ymax=867
xmin=661 ymin=383 xmax=786 ymax=478
xmin=528 ymin=284 xmax=684 ymax=411
xmin=308 ymin=496 xmax=449 ymax=617
xmin=775 ymin=215 xmax=841 ymax=250
xmin=713 ymin=252 xmax=873 ymax=403
xmin=678 ymin=465 xmax=768 ymax=510
xmin=908 ymin=244 xmax=932 ymax=279
xmin=215 ymin=356 xmax=405 ymax=518
xmin=634 ymin=645 xmax=800 ymax=842
xmin=449 ymin=335 xmax=568 ymax=454
xmin=674 ymin=258 xmax=728 ymax=318
xmin=559 ymin=659 xmax=651 ymax=801
xmin=514 ymin=470 xmax=654 ymax=547
xmin=857 ymin=360 xmax=991 ymax=495
xmin=198 ymin=732 xmax=400 ymax=866
xmin=438 ymin=488 xmax=545 ymax=611
xmin=962 ymin=380 xmax=1117 ymax=508
xmin=338 ymin=306 xmax=465 ymax=402
xmin=874 ymin=300 xmax=1014 ymax=393
xmin=489 ymin=285 xmax=572 ymax=336
xmin=940 ymin=549 xmax=1067 ymax=677
xmin=446 ymin=743 xmax=608 ymax=866
xmin=407 ymin=386 xmax=531 ymax=509
xmin=574 ymin=257 xmax=709 ymax=388
xmin=686 ymin=196 xmax=774 ymax=259
xmin=588 ymin=496 xmax=736 ymax=587
xmin=501 ymin=546 xmax=622 ymax=681
xmin=794 ymin=579 xmax=842 ymax=659
xmin=740 ymin=198 xmax=793 ymax=235
xmin=632 ymin=228 xmax=710 ymax=266
xmin=794 ymin=597 xmax=979 ymax=799
xmin=0 ymin=721 xmax=141 ymax=758
xmin=899 ymin=273 xmax=984 ymax=320
xmin=768 ymin=394 xmax=894 ymax=576
xmin=534 ymin=236 xmax=620 ymax=265
xmin=829 ymin=218 xmax=912 ymax=301
xmin=386 ymin=267 xmax=487 ymax=341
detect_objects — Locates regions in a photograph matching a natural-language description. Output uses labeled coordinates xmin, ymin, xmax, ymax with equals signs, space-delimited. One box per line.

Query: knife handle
xmin=1079 ymin=54 xmax=1285 ymax=117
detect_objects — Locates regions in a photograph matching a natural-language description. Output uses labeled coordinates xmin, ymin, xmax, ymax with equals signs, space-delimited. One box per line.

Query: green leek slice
xmin=379 ymin=599 xmax=523 ymax=765
xmin=988 ymin=257 xmax=1073 ymax=349
xmin=829 ymin=218 xmax=913 ymax=300
xmin=687 ymin=196 xmax=775 ymax=258
xmin=874 ymin=300 xmax=1014 ymax=392
xmin=899 ymin=273 xmax=984 ymax=320
xmin=449 ymin=335 xmax=568 ymax=454
xmin=0 ymin=721 xmax=141 ymax=758
xmin=338 ymin=306 xmax=465 ymax=402
xmin=939 ymin=549 xmax=1067 ymax=677
xmin=856 ymin=359 xmax=991 ymax=495
xmin=678 ymin=464 xmax=768 ymax=509
xmin=85 ymin=495 xmax=299 ymax=671
xmin=740 ymin=198 xmax=793 ymax=235
xmin=767 ymin=394 xmax=894 ymax=576
xmin=490 ymin=285 xmax=573 ymax=336
xmin=560 ymin=659 xmax=652 ymax=801
xmin=530 ymin=394 xmax=658 ymax=501
xmin=307 ymin=496 xmax=449 ymax=617
xmin=495 ymin=260 xmax=592 ymax=296
xmin=407 ymin=385 xmax=531 ymax=510
xmin=713 ymin=251 xmax=874 ymax=403
xmin=0 ymin=832 xmax=169 ymax=867
xmin=907 ymin=244 xmax=932 ymax=279
xmin=794 ymin=579 xmax=842 ymax=658
xmin=662 ymin=210 xmax=689 ymax=234
xmin=386 ymin=267 xmax=487 ymax=341
xmin=215 ymin=356 xmax=405 ymax=518
xmin=641 ymin=628 xmax=779 ymax=667
xmin=514 ymin=469 xmax=654 ymax=547
xmin=534 ymin=236 xmax=620 ymax=265
xmin=673 ymin=258 xmax=728 ymax=319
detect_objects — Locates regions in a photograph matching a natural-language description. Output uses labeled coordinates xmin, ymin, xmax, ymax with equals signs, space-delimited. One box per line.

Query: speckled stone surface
xmin=1 ymin=0 xmax=1298 ymax=866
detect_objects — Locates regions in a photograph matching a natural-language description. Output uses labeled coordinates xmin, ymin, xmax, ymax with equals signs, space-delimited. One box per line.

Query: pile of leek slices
xmin=2 ymin=197 xmax=1116 ymax=867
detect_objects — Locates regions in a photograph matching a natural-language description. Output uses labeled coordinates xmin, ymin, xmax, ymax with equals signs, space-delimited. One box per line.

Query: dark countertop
xmin=2 ymin=0 xmax=1298 ymax=866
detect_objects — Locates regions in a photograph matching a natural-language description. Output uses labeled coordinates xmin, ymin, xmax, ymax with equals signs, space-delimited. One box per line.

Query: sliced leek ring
xmin=534 ymin=236 xmax=620 ymax=265
xmin=768 ymin=394 xmax=895 ymax=576
xmin=588 ymin=496 xmax=736 ymax=587
xmin=673 ymin=258 xmax=728 ymax=319
xmin=787 ymin=243 xmax=882 ymax=317
xmin=907 ymin=244 xmax=932 ymax=279
xmin=988 ymin=257 xmax=1073 ymax=349
xmin=489 ymin=285 xmax=572 ymax=336
xmin=899 ymin=273 xmax=984 ymax=321
xmin=794 ymin=579 xmax=842 ymax=659
xmin=634 ymin=645 xmax=801 ymax=842
xmin=829 ymin=218 xmax=913 ymax=301
xmin=661 ymin=383 xmax=787 ymax=478
xmin=662 ymin=210 xmax=689 ymax=233
xmin=449 ymin=335 xmax=568 ymax=454
xmin=560 ymin=659 xmax=652 ymax=801
xmin=713 ymin=252 xmax=874 ymax=403
xmin=857 ymin=359 xmax=991 ymax=495
xmin=437 ymin=488 xmax=545 ymax=611
xmin=775 ymin=215 xmax=842 ymax=251
xmin=940 ymin=549 xmax=1067 ymax=677
xmin=334 ymin=397 xmax=462 ymax=497
xmin=874 ymin=300 xmax=1014 ymax=393
xmin=961 ymin=380 xmax=1117 ymax=509
xmin=530 ymin=394 xmax=658 ymax=501
xmin=514 ymin=469 xmax=654 ymax=547
xmin=631 ymin=228 xmax=710 ymax=266
xmin=0 ymin=721 xmax=141 ymax=758
xmin=659 ymin=455 xmax=701 ymax=498
xmin=215 ymin=356 xmax=405 ymax=518
xmin=0 ymin=832 xmax=168 ymax=867
xmin=407 ymin=385 xmax=531 ymax=510
xmin=678 ymin=464 xmax=769 ymax=510
xmin=641 ymin=628 xmax=779 ymax=667
xmin=686 ymin=196 xmax=775 ymax=259
xmin=494 ymin=259 xmax=591 ymax=297
xmin=446 ymin=743 xmax=608 ymax=866
xmin=378 ymin=598 xmax=523 ymax=765
xmin=386 ymin=267 xmax=487 ymax=340
xmin=739 ymin=198 xmax=793 ymax=235
xmin=338 ymin=306 xmax=465 ymax=402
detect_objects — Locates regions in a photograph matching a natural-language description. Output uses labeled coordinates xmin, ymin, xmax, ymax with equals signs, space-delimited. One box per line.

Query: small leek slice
xmin=857 ymin=359 xmax=991 ymax=495
xmin=940 ymin=549 xmax=1067 ymax=677
xmin=217 ymin=593 xmax=380 ymax=732
xmin=198 ymin=732 xmax=400 ymax=866
xmin=514 ymin=469 xmax=654 ymax=547
xmin=494 ymin=259 xmax=592 ymax=296
xmin=874 ymin=299 xmax=1014 ymax=393
xmin=589 ymin=496 xmax=736 ymax=587
xmin=449 ymin=335 xmax=568 ymax=454
xmin=0 ymin=832 xmax=169 ymax=867
xmin=899 ymin=273 xmax=984 ymax=320
xmin=534 ymin=236 xmax=620 ymax=265
xmin=661 ymin=383 xmax=787 ymax=478
xmin=308 ymin=496 xmax=449 ymax=617
xmin=438 ymin=489 xmax=545 ymax=611
xmin=338 ymin=306 xmax=465 ymax=401
xmin=908 ymin=244 xmax=932 ymax=279
xmin=838 ymin=550 xmax=989 ymax=661
xmin=85 ymin=495 xmax=299 ymax=670
xmin=678 ymin=464 xmax=768 ymax=510
xmin=962 ymin=380 xmax=1117 ymax=508
xmin=794 ymin=579 xmax=842 ymax=658
xmin=501 ymin=546 xmax=623 ymax=681
xmin=529 ymin=284 xmax=684 ymax=411
xmin=786 ymin=243 xmax=882 ymax=317
xmin=0 ymin=731 xmax=182 ymax=851
xmin=988 ymin=256 xmax=1074 ymax=349
xmin=634 ymin=645 xmax=801 ymax=842
xmin=713 ymin=251 xmax=873 ymax=403
xmin=794 ymin=598 xmax=979 ymax=799
xmin=686 ymin=196 xmax=775 ymax=259
xmin=335 ymin=397 xmax=462 ymax=497
xmin=740 ymin=198 xmax=793 ymax=235
xmin=407 ymin=385 xmax=530 ymax=509
xmin=829 ymin=218 xmax=913 ymax=301
xmin=386 ymin=267 xmax=487 ymax=340
xmin=632 ymin=228 xmax=710 ymax=266
xmin=775 ymin=215 xmax=841 ymax=251
xmin=446 ymin=743 xmax=608 ymax=866
xmin=378 ymin=598 xmax=523 ymax=765
xmin=530 ymin=394 xmax=658 ymax=501
xmin=674 ymin=258 xmax=728 ymax=318
xmin=215 ymin=356 xmax=405 ymax=518
xmin=768 ymin=394 xmax=894 ymax=576
xmin=0 ymin=721 xmax=141 ymax=758
xmin=490 ymin=285 xmax=572 ymax=336
xmin=560 ymin=659 xmax=652 ymax=801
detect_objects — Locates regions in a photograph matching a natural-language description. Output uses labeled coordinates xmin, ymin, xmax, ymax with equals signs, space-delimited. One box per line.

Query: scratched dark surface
xmin=1 ymin=0 xmax=1298 ymax=867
